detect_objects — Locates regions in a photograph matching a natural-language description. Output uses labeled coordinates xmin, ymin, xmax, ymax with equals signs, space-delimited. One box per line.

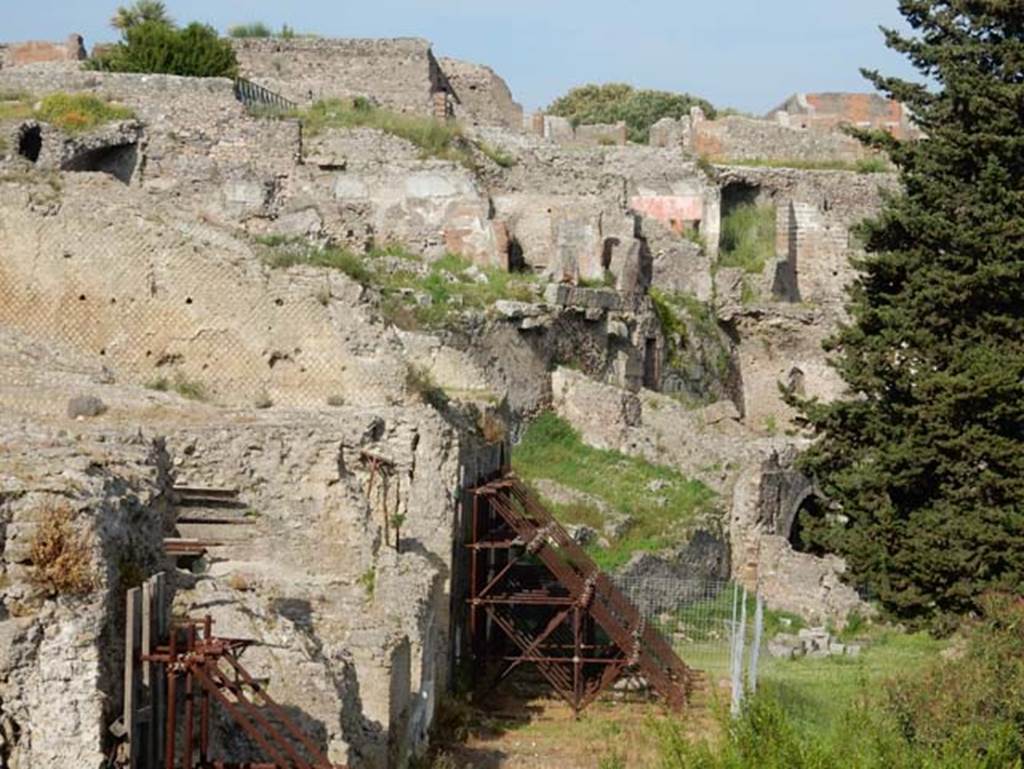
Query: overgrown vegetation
xmin=513 ymin=412 xmax=717 ymax=569
xmin=227 ymin=22 xmax=299 ymax=39
xmin=34 ymin=93 xmax=135 ymax=133
xmin=91 ymin=7 xmax=238 ymax=79
xmin=710 ymin=155 xmax=892 ymax=173
xmin=717 ymin=203 xmax=776 ymax=275
xmin=656 ymin=595 xmax=1023 ymax=769
xmin=300 ymin=99 xmax=471 ymax=164
xmin=227 ymin=22 xmax=274 ymax=38
xmin=649 ymin=289 xmax=732 ymax=398
xmin=0 ymin=92 xmax=134 ymax=134
xmin=147 ymin=372 xmax=207 ymax=401
xmin=29 ymin=503 xmax=97 ymax=597
xmin=547 ymin=83 xmax=716 ymax=143
xmin=259 ymin=239 xmax=539 ymax=331
xmin=792 ymin=0 xmax=1024 ymax=625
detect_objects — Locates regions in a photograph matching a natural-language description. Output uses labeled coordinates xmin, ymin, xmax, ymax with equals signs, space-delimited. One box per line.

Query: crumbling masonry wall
xmin=0 ymin=431 xmax=171 ymax=768
xmin=232 ymin=37 xmax=448 ymax=113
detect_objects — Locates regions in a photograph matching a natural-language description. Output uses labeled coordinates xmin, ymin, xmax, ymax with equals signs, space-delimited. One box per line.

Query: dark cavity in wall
xmin=720 ymin=180 xmax=761 ymax=215
xmin=61 ymin=142 xmax=138 ymax=184
xmin=17 ymin=124 xmax=42 ymax=162
xmin=507 ymin=237 xmax=526 ymax=273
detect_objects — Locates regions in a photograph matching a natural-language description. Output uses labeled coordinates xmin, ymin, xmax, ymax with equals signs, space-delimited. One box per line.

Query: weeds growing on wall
xmin=718 ymin=203 xmax=776 ymax=275
xmin=513 ymin=412 xmax=717 ymax=569
xmin=34 ymin=93 xmax=135 ymax=133
xmin=294 ymin=99 xmax=518 ymax=171
xmin=29 ymin=503 xmax=97 ymax=597
xmin=227 ymin=22 xmax=300 ymax=39
xmin=0 ymin=92 xmax=134 ymax=135
xmin=259 ymin=238 xmax=539 ymax=330
xmin=710 ymin=155 xmax=892 ymax=173
xmin=301 ymin=99 xmax=472 ymax=163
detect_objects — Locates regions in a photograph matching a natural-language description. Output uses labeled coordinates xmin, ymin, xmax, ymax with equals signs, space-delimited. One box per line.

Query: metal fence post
xmin=748 ymin=593 xmax=764 ymax=693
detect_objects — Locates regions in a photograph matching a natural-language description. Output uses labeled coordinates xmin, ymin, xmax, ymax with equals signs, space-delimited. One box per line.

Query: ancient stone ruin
xmin=0 ymin=29 xmax=902 ymax=768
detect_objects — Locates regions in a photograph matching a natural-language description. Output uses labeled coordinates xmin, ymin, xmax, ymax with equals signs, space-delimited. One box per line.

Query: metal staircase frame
xmin=466 ymin=475 xmax=695 ymax=714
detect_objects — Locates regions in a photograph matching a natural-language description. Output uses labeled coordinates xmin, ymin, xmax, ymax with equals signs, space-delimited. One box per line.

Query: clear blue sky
xmin=6 ymin=1 xmax=917 ymax=114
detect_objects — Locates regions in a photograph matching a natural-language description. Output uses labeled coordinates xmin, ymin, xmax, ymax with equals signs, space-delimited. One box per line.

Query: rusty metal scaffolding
xmin=466 ymin=475 xmax=696 ymax=714
xmin=140 ymin=616 xmax=344 ymax=769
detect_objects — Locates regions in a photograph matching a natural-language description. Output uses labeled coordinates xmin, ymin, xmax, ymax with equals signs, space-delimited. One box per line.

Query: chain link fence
xmin=615 ymin=578 xmax=764 ymax=713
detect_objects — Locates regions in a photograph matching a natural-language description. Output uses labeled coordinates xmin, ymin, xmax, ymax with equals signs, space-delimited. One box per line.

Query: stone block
xmin=66 ymin=395 xmax=107 ymax=419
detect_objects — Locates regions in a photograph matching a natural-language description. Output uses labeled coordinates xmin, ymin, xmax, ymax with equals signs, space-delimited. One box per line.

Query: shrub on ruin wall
xmin=547 ymin=83 xmax=716 ymax=144
xmin=29 ymin=502 xmax=97 ymax=597
xmin=35 ymin=93 xmax=134 ymax=133
xmin=90 ymin=20 xmax=238 ymax=79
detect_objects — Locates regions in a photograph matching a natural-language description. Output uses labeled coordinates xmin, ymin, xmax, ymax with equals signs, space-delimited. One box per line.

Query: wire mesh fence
xmin=614 ymin=577 xmax=764 ymax=712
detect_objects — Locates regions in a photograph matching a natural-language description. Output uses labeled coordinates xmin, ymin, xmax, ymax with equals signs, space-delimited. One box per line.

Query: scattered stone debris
xmin=767 ymin=627 xmax=863 ymax=660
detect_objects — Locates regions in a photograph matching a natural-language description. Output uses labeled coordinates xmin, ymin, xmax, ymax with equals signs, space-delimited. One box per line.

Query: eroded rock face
xmin=0 ymin=429 xmax=172 ymax=768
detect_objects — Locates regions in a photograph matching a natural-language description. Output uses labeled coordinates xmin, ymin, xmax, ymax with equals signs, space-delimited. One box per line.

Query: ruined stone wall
xmin=438 ymin=57 xmax=523 ymax=129
xmin=295 ymin=130 xmax=502 ymax=265
xmin=0 ymin=67 xmax=301 ymax=208
xmin=0 ymin=35 xmax=86 ymax=68
xmin=524 ymin=114 xmax=627 ymax=147
xmin=0 ymin=429 xmax=171 ymax=768
xmin=770 ymin=92 xmax=920 ymax=140
xmin=161 ymin=407 xmax=494 ymax=768
xmin=690 ymin=112 xmax=872 ymax=164
xmin=717 ymin=165 xmax=897 ymax=306
xmin=486 ymin=139 xmax=720 ymax=278
xmin=232 ymin=37 xmax=441 ymax=112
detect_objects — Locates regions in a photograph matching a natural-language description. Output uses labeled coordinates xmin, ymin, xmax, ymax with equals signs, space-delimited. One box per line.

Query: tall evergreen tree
xmin=795 ymin=1 xmax=1024 ymax=625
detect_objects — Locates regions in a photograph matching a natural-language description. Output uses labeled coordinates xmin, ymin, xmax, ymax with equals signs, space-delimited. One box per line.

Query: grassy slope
xmin=512 ymin=412 xmax=717 ymax=569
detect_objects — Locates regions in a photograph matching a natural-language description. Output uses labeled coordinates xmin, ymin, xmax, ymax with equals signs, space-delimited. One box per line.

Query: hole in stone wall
xmin=643 ymin=337 xmax=660 ymax=391
xmin=18 ymin=125 xmax=42 ymax=163
xmin=507 ymin=237 xmax=526 ymax=273
xmin=61 ymin=142 xmax=138 ymax=184
xmin=721 ymin=181 xmax=761 ymax=214
xmin=601 ymin=237 xmax=621 ymax=271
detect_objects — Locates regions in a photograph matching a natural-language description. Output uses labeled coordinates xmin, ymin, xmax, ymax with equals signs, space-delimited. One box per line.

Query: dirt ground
xmin=435 ymin=678 xmax=721 ymax=769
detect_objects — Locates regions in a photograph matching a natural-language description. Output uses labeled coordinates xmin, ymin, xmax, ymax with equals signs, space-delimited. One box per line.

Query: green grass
xmin=0 ymin=93 xmax=34 ymax=124
xmin=259 ymin=239 xmax=539 ymax=330
xmin=147 ymin=373 xmax=208 ymax=401
xmin=477 ymin=140 xmax=517 ymax=168
xmin=758 ymin=630 xmax=944 ymax=735
xmin=282 ymin=99 xmax=518 ymax=171
xmin=228 ymin=22 xmax=301 ymax=38
xmin=513 ymin=412 xmax=717 ymax=569
xmin=300 ymin=98 xmax=473 ymax=165
xmin=711 ymin=155 xmax=892 ymax=173
xmin=34 ymin=93 xmax=134 ymax=133
xmin=718 ymin=203 xmax=776 ymax=274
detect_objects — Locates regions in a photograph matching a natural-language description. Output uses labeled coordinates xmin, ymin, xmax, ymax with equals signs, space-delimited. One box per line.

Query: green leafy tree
xmin=794 ymin=1 xmax=1024 ymax=625
xmin=547 ymin=83 xmax=716 ymax=143
xmin=110 ymin=0 xmax=172 ymax=31
xmin=92 ymin=20 xmax=238 ymax=79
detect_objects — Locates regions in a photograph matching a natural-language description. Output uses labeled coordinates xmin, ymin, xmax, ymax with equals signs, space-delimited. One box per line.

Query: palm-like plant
xmin=110 ymin=0 xmax=172 ymax=31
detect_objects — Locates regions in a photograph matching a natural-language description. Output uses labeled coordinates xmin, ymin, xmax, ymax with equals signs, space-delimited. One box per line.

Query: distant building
xmin=768 ymin=92 xmax=921 ymax=140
